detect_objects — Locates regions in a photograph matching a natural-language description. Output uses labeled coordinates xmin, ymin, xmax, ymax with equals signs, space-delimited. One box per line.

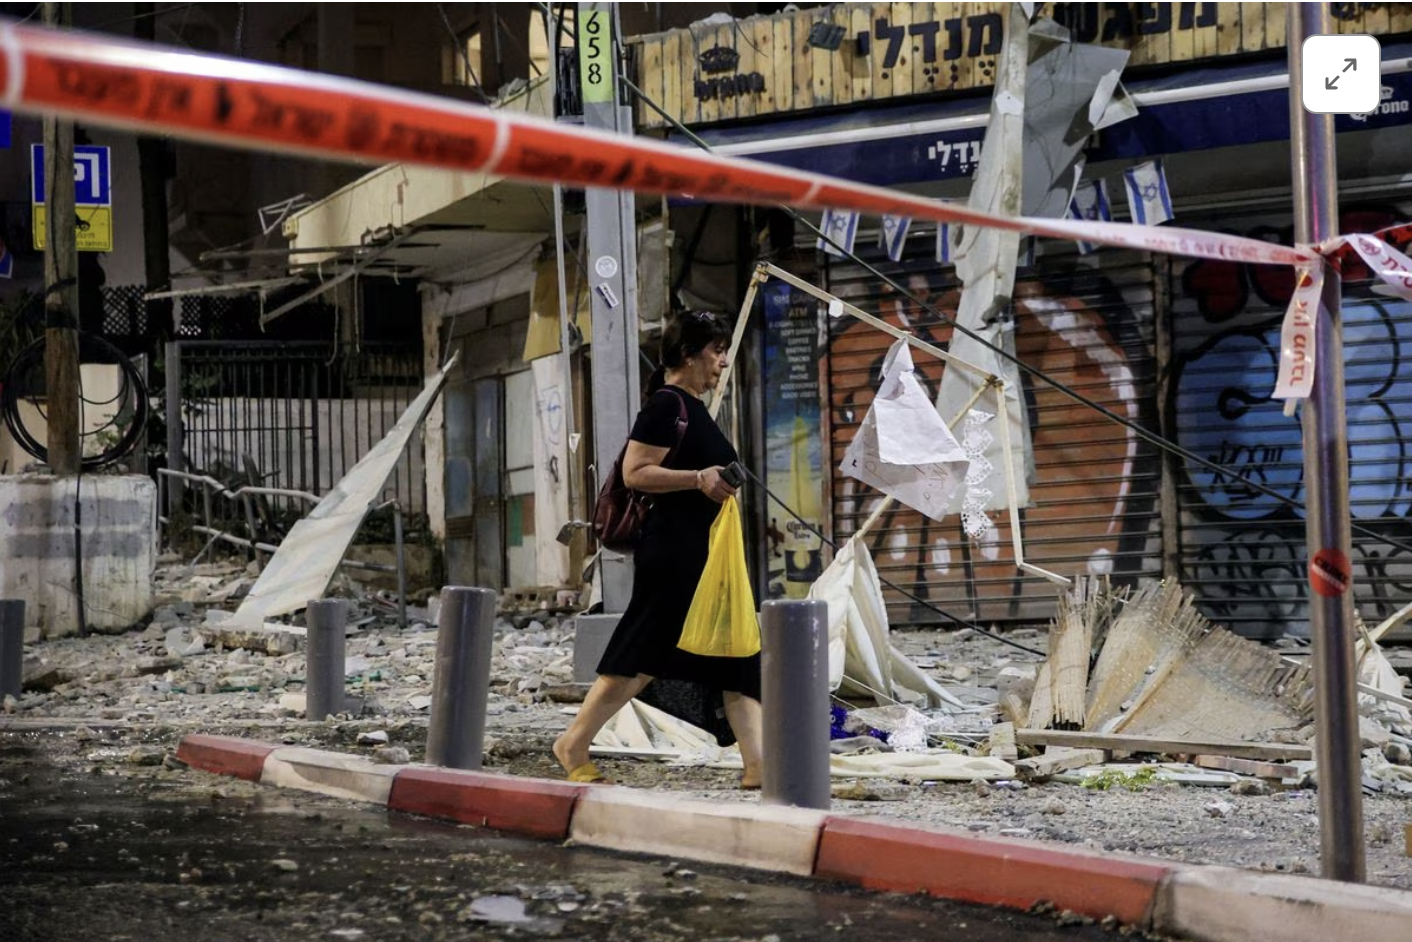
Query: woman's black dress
xmin=596 ymin=385 xmax=762 ymax=745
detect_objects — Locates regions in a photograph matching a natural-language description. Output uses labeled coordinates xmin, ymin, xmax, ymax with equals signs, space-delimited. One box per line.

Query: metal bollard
xmin=0 ymin=600 xmax=25 ymax=700
xmin=760 ymin=599 xmax=831 ymax=810
xmin=305 ymin=599 xmax=348 ymax=721
xmin=426 ymin=586 xmax=497 ymax=770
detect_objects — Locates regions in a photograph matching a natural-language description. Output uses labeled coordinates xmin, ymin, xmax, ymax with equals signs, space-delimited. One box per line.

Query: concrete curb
xmin=176 ymin=734 xmax=1412 ymax=942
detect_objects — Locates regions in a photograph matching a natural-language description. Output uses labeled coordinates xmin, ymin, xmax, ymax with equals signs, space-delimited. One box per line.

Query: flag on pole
xmin=1123 ymin=158 xmax=1174 ymax=226
xmin=880 ymin=215 xmax=911 ymax=262
xmin=1067 ymin=178 xmax=1112 ymax=255
xmin=935 ymin=223 xmax=953 ymax=265
xmin=818 ymin=209 xmax=860 ymax=257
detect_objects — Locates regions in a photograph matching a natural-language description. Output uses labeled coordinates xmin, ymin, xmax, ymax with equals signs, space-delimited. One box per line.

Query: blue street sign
xmin=31 ymin=144 xmax=112 ymax=206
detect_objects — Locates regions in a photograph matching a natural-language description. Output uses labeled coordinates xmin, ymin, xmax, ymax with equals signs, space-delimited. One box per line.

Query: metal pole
xmin=0 ymin=600 xmax=25 ymax=700
xmin=393 ymin=502 xmax=408 ymax=631
xmin=305 ymin=599 xmax=348 ymax=721
xmin=579 ymin=1 xmax=640 ymax=614
xmin=760 ymin=599 xmax=830 ymax=810
xmin=1288 ymin=6 xmax=1365 ymax=883
xmin=164 ymin=341 xmax=184 ymax=517
xmin=426 ymin=586 xmax=497 ymax=770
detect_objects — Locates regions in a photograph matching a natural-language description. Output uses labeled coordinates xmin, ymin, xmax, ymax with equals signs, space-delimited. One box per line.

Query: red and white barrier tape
xmin=5 ymin=20 xmax=1412 ymax=404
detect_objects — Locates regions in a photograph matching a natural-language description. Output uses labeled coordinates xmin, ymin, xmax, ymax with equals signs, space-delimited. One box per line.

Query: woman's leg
xmin=553 ymin=673 xmax=652 ymax=773
xmin=723 ymin=691 xmax=763 ymax=787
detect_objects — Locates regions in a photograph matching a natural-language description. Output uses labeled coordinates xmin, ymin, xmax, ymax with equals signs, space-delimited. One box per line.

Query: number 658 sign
xmin=578 ymin=9 xmax=611 ymax=104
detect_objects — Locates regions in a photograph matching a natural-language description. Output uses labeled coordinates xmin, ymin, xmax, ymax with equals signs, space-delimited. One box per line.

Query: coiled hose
xmin=1 ymin=331 xmax=150 ymax=471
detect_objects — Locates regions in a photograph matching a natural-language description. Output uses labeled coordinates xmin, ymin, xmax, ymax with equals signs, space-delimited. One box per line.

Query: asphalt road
xmin=0 ymin=728 xmax=1141 ymax=942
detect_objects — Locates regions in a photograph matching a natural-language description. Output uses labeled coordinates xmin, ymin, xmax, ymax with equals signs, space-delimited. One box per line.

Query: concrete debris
xmin=9 ymin=556 xmax=1412 ymax=806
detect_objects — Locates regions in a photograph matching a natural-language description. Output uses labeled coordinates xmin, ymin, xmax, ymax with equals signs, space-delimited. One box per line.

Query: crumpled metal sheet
xmin=226 ymin=355 xmax=457 ymax=628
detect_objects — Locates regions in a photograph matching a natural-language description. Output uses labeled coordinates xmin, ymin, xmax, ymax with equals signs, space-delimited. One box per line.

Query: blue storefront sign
xmin=683 ymin=46 xmax=1412 ymax=189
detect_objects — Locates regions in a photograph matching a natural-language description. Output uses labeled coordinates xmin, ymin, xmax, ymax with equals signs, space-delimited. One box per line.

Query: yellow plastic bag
xmin=678 ymin=496 xmax=761 ymax=658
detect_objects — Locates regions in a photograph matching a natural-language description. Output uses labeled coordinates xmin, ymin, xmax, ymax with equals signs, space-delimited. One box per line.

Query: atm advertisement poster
xmin=762 ymin=280 xmax=826 ymax=599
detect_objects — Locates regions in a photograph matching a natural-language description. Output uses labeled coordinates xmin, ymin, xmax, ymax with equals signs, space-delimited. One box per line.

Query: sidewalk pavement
xmin=177 ymin=733 xmax=1412 ymax=942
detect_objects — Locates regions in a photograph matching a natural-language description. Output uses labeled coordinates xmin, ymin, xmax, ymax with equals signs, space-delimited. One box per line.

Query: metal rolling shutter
xmin=1168 ymin=206 xmax=1412 ymax=639
xmin=823 ymin=233 xmax=1163 ymax=629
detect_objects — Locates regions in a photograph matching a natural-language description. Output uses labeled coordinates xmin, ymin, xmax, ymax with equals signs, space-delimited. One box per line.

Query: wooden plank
xmin=1214 ymin=1 xmax=1241 ymax=58
xmin=694 ymin=24 xmax=719 ymax=125
xmin=792 ymin=12 xmax=814 ymax=112
xmin=849 ymin=3 xmax=873 ymax=103
xmin=907 ymin=3 xmax=929 ymax=96
xmin=1360 ymin=2 xmax=1390 ymax=39
xmin=829 ymin=5 xmax=854 ymax=108
xmin=1239 ymin=2 xmax=1266 ymax=54
xmin=889 ymin=2 xmax=915 ymax=98
xmin=661 ymin=30 xmax=684 ymax=127
xmin=715 ymin=22 xmax=738 ymax=123
xmin=1015 ymin=747 xmax=1108 ymax=780
xmin=771 ymin=15 xmax=793 ymax=116
xmin=639 ymin=35 xmax=664 ymax=130
xmin=733 ymin=17 xmax=758 ymax=121
xmin=1390 ymin=4 xmax=1412 ymax=35
xmin=811 ymin=8 xmax=835 ymax=107
xmin=1170 ymin=2 xmax=1197 ymax=62
xmin=1335 ymin=4 xmax=1364 ymax=35
xmin=951 ymin=1 xmax=976 ymax=93
xmin=1193 ymin=754 xmax=1298 ymax=780
xmin=1191 ymin=4 xmax=1220 ymax=61
xmin=869 ymin=1 xmax=894 ymax=102
xmin=1262 ymin=2 xmax=1287 ymax=51
xmin=1015 ymin=729 xmax=1314 ymax=762
xmin=1127 ymin=11 xmax=1158 ymax=70
xmin=752 ymin=16 xmax=778 ymax=118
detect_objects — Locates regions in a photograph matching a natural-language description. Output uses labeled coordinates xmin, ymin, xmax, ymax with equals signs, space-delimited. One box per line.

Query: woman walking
xmin=553 ymin=311 xmax=763 ymax=788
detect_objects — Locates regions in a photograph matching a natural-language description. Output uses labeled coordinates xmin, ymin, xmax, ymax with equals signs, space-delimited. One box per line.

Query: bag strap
xmin=660 ymin=389 xmax=689 ymax=466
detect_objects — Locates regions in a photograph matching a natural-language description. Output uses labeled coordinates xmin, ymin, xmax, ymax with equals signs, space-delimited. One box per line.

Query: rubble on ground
xmin=7 ymin=555 xmax=1412 ymax=888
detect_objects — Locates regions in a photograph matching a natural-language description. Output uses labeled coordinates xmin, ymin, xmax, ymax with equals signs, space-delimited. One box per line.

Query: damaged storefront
xmin=637 ymin=2 xmax=1412 ymax=639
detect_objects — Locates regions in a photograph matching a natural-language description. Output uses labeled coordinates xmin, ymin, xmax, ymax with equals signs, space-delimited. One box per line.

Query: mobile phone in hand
xmin=720 ymin=461 xmax=745 ymax=488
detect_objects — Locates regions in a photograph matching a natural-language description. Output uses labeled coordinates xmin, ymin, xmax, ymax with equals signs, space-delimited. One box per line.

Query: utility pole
xmin=578 ymin=2 xmax=640 ymax=613
xmin=1287 ymin=6 xmax=1365 ymax=883
xmin=42 ymin=0 xmax=81 ymax=475
xmin=133 ymin=2 xmax=173 ymax=340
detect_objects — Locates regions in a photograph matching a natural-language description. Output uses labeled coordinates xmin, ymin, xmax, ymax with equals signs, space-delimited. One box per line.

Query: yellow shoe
xmin=566 ymin=761 xmax=608 ymax=784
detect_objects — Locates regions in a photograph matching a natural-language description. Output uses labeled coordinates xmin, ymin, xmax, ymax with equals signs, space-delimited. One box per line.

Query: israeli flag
xmin=1067 ymin=178 xmax=1112 ymax=255
xmin=817 ymin=209 xmax=860 ymax=257
xmin=935 ymin=222 xmax=953 ymax=265
xmin=880 ymin=215 xmax=911 ymax=262
xmin=1123 ymin=158 xmax=1174 ymax=226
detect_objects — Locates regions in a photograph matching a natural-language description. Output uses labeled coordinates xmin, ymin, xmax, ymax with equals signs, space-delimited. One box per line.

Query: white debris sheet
xmin=840 ymin=339 xmax=970 ymax=523
xmin=808 ymin=534 xmax=967 ymax=710
xmin=226 ymin=355 xmax=457 ymax=628
xmin=587 ymin=700 xmax=1012 ymax=782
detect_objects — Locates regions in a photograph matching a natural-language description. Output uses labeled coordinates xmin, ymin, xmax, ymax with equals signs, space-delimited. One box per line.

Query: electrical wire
xmin=618 ymin=73 xmax=1412 ymax=562
xmin=742 ymin=464 xmax=1045 ymax=658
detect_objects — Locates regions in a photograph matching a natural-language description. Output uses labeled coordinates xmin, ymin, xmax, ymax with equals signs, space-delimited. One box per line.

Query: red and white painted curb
xmin=177 ymin=734 xmax=1412 ymax=942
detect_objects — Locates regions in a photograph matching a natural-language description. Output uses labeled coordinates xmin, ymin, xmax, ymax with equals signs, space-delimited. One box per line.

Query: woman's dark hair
xmin=647 ymin=311 xmax=733 ymax=393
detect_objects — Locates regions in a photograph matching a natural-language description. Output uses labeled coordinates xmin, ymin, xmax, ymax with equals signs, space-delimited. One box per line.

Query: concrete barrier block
xmin=0 ymin=473 xmax=156 ymax=637
xmin=262 ymin=745 xmax=404 ymax=805
xmin=816 ymin=815 xmax=1169 ymax=926
xmin=1152 ymin=865 xmax=1412 ymax=942
xmin=389 ymin=767 xmax=585 ymax=840
xmin=570 ymin=788 xmax=826 ymax=876
xmin=177 ymin=734 xmax=279 ymax=781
